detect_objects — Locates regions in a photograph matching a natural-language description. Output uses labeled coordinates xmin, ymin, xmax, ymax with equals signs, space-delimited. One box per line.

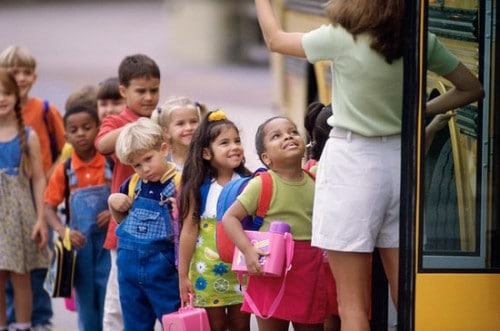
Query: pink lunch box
xmin=232 ymin=222 xmax=294 ymax=277
xmin=162 ymin=295 xmax=210 ymax=331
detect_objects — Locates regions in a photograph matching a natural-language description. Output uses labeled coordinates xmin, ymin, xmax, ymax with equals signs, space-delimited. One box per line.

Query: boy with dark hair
xmin=0 ymin=45 xmax=65 ymax=331
xmin=95 ymin=54 xmax=161 ymax=331
xmin=44 ymin=102 xmax=111 ymax=331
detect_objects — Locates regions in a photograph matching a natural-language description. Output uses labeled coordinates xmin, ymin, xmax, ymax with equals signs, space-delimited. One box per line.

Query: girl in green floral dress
xmin=179 ymin=110 xmax=251 ymax=331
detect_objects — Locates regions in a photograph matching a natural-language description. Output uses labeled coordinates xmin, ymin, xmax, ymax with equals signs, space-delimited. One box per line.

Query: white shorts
xmin=312 ymin=127 xmax=401 ymax=252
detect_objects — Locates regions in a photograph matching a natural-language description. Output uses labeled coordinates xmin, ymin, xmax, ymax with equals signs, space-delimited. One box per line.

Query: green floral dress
xmin=189 ymin=181 xmax=243 ymax=307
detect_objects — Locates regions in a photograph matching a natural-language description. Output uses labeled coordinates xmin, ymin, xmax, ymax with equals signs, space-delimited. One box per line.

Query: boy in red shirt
xmin=44 ymin=102 xmax=111 ymax=331
xmin=95 ymin=54 xmax=161 ymax=331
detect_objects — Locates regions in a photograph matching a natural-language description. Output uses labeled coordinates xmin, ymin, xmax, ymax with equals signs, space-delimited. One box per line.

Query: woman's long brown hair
xmin=0 ymin=68 xmax=31 ymax=177
xmin=326 ymin=0 xmax=404 ymax=63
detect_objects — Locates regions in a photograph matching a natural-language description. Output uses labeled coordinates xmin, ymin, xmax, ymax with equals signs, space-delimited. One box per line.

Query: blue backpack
xmin=199 ymin=168 xmax=273 ymax=263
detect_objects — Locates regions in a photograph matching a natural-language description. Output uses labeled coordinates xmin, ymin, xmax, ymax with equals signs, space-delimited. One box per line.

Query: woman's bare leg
xmin=327 ymin=251 xmax=371 ymax=331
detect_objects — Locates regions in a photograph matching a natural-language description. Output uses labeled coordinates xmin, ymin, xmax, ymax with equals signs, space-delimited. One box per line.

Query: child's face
xmin=203 ymin=126 xmax=244 ymax=172
xmin=166 ymin=107 xmax=200 ymax=148
xmin=260 ymin=118 xmax=305 ymax=168
xmin=0 ymin=84 xmax=17 ymax=118
xmin=64 ymin=112 xmax=99 ymax=156
xmin=130 ymin=143 xmax=169 ymax=182
xmin=8 ymin=66 xmax=36 ymax=101
xmin=119 ymin=77 xmax=160 ymax=117
xmin=97 ymin=98 xmax=126 ymax=120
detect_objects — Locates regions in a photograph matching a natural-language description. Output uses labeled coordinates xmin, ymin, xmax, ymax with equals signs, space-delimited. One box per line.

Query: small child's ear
xmin=202 ymin=148 xmax=211 ymax=161
xmin=162 ymin=127 xmax=171 ymax=140
xmin=160 ymin=142 xmax=169 ymax=153
xmin=118 ymin=85 xmax=127 ymax=99
xmin=261 ymin=152 xmax=271 ymax=167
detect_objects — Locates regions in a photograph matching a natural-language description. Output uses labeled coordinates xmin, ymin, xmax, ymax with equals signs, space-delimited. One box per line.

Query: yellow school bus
xmin=271 ymin=0 xmax=500 ymax=330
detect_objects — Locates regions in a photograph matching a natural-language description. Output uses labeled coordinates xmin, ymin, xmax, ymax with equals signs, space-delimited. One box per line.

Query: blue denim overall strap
xmin=66 ymin=157 xmax=112 ymax=234
xmin=69 ymin=185 xmax=111 ymax=236
xmin=116 ymin=178 xmax=176 ymax=245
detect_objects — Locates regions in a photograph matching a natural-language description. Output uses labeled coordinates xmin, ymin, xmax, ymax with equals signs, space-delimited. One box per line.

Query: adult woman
xmin=254 ymin=1 xmax=484 ymax=329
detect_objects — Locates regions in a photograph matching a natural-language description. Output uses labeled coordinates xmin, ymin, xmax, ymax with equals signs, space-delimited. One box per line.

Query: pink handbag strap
xmin=240 ymin=233 xmax=295 ymax=319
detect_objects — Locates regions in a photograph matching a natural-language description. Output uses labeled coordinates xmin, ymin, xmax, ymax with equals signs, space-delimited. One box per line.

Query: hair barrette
xmin=208 ymin=110 xmax=227 ymax=122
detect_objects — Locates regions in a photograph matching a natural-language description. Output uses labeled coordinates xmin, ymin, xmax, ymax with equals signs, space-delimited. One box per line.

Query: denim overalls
xmin=116 ymin=175 xmax=180 ymax=331
xmin=67 ymin=161 xmax=112 ymax=331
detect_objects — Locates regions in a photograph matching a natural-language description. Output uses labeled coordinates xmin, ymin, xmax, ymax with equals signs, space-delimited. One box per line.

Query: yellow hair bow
xmin=208 ymin=110 xmax=227 ymax=122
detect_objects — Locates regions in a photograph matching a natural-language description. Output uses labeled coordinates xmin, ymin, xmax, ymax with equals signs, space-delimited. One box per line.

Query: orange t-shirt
xmin=45 ymin=151 xmax=108 ymax=207
xmin=23 ymin=97 xmax=65 ymax=175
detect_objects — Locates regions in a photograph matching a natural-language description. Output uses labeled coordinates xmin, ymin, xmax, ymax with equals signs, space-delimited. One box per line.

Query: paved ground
xmin=0 ymin=1 xmax=279 ymax=330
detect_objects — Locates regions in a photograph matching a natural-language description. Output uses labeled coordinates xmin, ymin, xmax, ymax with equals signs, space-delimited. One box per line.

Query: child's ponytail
xmin=304 ymin=102 xmax=332 ymax=161
xmin=15 ymin=105 xmax=31 ymax=178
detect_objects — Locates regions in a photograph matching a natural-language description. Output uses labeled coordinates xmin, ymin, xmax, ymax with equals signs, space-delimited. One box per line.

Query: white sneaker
xmin=32 ymin=325 xmax=52 ymax=331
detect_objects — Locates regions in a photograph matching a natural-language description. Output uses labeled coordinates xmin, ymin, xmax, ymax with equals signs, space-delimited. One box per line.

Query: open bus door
xmin=400 ymin=0 xmax=500 ymax=330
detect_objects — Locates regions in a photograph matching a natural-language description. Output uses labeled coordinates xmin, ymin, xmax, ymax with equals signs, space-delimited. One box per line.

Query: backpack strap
xmin=251 ymin=171 xmax=273 ymax=230
xmin=42 ymin=100 xmax=60 ymax=162
xmin=198 ymin=176 xmax=212 ymax=216
xmin=127 ymin=174 xmax=141 ymax=200
xmin=304 ymin=169 xmax=316 ymax=180
xmin=303 ymin=159 xmax=317 ymax=172
xmin=104 ymin=157 xmax=113 ymax=181
xmin=63 ymin=158 xmax=72 ymax=223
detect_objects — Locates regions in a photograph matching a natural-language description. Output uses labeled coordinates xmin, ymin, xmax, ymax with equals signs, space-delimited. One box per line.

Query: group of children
xmin=0 ymin=45 xmax=340 ymax=331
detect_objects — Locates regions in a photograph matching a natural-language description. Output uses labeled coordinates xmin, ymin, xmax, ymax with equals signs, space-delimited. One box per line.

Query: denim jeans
xmin=117 ymin=242 xmax=179 ymax=331
xmin=70 ymin=185 xmax=111 ymax=331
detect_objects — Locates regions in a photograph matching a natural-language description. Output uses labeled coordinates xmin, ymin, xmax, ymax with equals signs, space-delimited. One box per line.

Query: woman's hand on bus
xmin=427 ymin=112 xmax=454 ymax=134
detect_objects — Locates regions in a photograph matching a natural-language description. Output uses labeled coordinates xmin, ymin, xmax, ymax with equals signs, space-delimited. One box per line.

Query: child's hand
xmin=108 ymin=193 xmax=132 ymax=213
xmin=70 ymin=230 xmax=86 ymax=249
xmin=96 ymin=210 xmax=111 ymax=229
xmin=179 ymin=275 xmax=194 ymax=306
xmin=243 ymin=246 xmax=269 ymax=274
xmin=31 ymin=220 xmax=48 ymax=249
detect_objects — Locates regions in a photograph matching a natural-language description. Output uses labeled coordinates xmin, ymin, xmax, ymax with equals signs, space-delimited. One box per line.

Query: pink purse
xmin=162 ymin=294 xmax=210 ymax=331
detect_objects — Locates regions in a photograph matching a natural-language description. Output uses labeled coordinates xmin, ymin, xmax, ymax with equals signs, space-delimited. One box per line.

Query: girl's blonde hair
xmin=115 ymin=118 xmax=165 ymax=165
xmin=151 ymin=96 xmax=206 ymax=128
xmin=0 ymin=45 xmax=37 ymax=69
xmin=0 ymin=68 xmax=31 ymax=177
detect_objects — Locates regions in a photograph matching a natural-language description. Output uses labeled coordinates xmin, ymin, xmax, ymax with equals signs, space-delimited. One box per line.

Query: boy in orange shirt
xmin=95 ymin=54 xmax=161 ymax=331
xmin=0 ymin=45 xmax=65 ymax=331
xmin=44 ymin=102 xmax=111 ymax=331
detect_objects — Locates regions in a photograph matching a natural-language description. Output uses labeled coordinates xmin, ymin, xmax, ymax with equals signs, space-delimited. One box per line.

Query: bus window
xmin=422 ymin=0 xmax=498 ymax=270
